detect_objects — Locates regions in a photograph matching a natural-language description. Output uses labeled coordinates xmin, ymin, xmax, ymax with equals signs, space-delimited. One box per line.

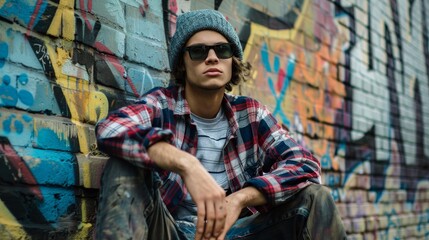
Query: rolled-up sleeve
xmin=96 ymin=102 xmax=175 ymax=169
xmin=243 ymin=106 xmax=321 ymax=212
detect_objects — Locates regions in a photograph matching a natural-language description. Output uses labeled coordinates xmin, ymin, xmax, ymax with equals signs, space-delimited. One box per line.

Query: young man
xmin=95 ymin=9 xmax=346 ymax=240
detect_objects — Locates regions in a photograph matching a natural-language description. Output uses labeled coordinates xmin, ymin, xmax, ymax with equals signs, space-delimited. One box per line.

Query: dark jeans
xmin=95 ymin=157 xmax=347 ymax=240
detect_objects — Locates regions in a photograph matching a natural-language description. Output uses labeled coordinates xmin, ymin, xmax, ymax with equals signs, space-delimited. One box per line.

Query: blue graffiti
xmin=3 ymin=114 xmax=14 ymax=133
xmin=14 ymin=118 xmax=24 ymax=133
xmin=0 ymin=73 xmax=34 ymax=107
xmin=261 ymin=43 xmax=272 ymax=72
xmin=0 ymin=42 xmax=7 ymax=67
xmin=17 ymin=74 xmax=34 ymax=106
xmin=0 ymin=75 xmax=18 ymax=106
xmin=0 ymin=0 xmax=48 ymax=28
xmin=2 ymin=114 xmax=31 ymax=134
xmin=0 ymin=40 xmax=34 ymax=107
xmin=261 ymin=43 xmax=294 ymax=127
xmin=321 ymin=143 xmax=333 ymax=169
xmin=36 ymin=128 xmax=74 ymax=151
xmin=19 ymin=147 xmax=77 ymax=222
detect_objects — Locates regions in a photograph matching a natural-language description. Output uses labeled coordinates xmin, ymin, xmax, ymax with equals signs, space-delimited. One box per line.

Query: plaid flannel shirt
xmin=96 ymin=86 xmax=321 ymax=213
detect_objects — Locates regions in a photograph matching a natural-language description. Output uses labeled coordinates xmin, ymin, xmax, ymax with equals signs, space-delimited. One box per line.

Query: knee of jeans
xmin=101 ymin=157 xmax=158 ymax=197
xmin=99 ymin=167 xmax=157 ymax=217
xmin=301 ymin=184 xmax=335 ymax=207
xmin=299 ymin=184 xmax=324 ymax=199
xmin=316 ymin=185 xmax=333 ymax=201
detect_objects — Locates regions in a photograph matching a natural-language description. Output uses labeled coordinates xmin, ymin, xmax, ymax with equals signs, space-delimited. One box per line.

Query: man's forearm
xmin=148 ymin=142 xmax=267 ymax=208
xmin=147 ymin=141 xmax=197 ymax=175
xmin=228 ymin=186 xmax=267 ymax=209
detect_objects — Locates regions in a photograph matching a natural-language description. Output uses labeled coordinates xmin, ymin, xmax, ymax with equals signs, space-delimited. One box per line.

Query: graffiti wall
xmin=0 ymin=0 xmax=428 ymax=238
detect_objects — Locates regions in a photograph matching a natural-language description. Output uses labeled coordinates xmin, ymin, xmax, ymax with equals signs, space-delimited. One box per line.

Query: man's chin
xmin=186 ymin=79 xmax=228 ymax=92
xmin=194 ymin=83 xmax=226 ymax=91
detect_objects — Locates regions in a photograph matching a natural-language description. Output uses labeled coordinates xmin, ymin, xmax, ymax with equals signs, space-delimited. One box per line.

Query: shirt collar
xmin=173 ymin=86 xmax=239 ymax=135
xmin=173 ymin=86 xmax=191 ymax=116
xmin=222 ymin=93 xmax=239 ymax=136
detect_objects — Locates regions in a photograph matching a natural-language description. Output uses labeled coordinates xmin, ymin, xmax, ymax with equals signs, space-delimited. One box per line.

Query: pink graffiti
xmin=0 ymin=139 xmax=43 ymax=200
xmin=26 ymin=0 xmax=44 ymax=36
xmin=78 ymin=0 xmax=140 ymax=97
xmin=139 ymin=0 xmax=150 ymax=17
xmin=168 ymin=0 xmax=178 ymax=37
xmin=95 ymin=43 xmax=139 ymax=97
xmin=314 ymin=0 xmax=338 ymax=47
xmin=276 ymin=68 xmax=286 ymax=93
xmin=80 ymin=0 xmax=94 ymax=31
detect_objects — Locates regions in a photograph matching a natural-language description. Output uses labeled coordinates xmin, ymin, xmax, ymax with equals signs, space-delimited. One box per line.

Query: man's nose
xmin=205 ymin=49 xmax=219 ymax=63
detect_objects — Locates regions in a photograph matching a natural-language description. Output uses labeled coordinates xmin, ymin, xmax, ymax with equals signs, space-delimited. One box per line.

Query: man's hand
xmin=148 ymin=142 xmax=227 ymax=239
xmin=216 ymin=187 xmax=268 ymax=240
xmin=148 ymin=143 xmax=267 ymax=240
xmin=213 ymin=193 xmax=244 ymax=240
xmin=180 ymin=162 xmax=227 ymax=240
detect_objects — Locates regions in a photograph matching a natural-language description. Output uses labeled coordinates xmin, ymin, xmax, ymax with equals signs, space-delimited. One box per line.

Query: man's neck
xmin=185 ymin=86 xmax=224 ymax=119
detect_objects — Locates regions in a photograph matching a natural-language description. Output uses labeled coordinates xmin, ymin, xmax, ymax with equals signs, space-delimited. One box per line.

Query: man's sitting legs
xmin=222 ymin=184 xmax=346 ymax=240
xmin=95 ymin=157 xmax=182 ymax=240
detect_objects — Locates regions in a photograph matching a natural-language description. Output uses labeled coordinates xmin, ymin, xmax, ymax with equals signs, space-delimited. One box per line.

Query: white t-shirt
xmin=172 ymin=108 xmax=229 ymax=222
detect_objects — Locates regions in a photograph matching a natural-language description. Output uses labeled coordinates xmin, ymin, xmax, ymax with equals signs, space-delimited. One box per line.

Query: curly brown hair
xmin=171 ymin=56 xmax=252 ymax=91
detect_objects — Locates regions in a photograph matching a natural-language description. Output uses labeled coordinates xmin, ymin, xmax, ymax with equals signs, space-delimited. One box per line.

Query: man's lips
xmin=204 ymin=68 xmax=222 ymax=76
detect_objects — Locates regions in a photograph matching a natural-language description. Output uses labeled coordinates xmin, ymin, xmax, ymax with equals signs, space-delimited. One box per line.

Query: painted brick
xmin=18 ymin=147 xmax=76 ymax=187
xmin=377 ymin=216 xmax=389 ymax=229
xmin=348 ymin=203 xmax=361 ymax=218
xmin=347 ymin=233 xmax=364 ymax=240
xmin=351 ymin=217 xmax=366 ymax=233
xmin=0 ymin=185 xmax=76 ymax=223
xmin=33 ymin=117 xmax=81 ymax=152
xmin=0 ymin=109 xmax=34 ymax=147
xmin=76 ymin=154 xmax=107 ymax=189
xmin=0 ymin=27 xmax=41 ymax=70
xmin=94 ymin=25 xmax=126 ymax=58
xmin=342 ymin=218 xmax=353 ymax=233
xmin=365 ymin=216 xmax=377 ymax=231
xmin=363 ymin=232 xmax=375 ymax=240
xmin=88 ymin=1 xmax=126 ymax=29
xmin=1 ymin=0 xmax=429 ymax=238
xmin=123 ymin=1 xmax=165 ymax=42
xmin=124 ymin=65 xmax=169 ymax=96
xmin=336 ymin=202 xmax=348 ymax=218
xmin=125 ymin=35 xmax=169 ymax=70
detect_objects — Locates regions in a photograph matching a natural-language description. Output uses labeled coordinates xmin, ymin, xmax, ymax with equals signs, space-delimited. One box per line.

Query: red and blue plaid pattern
xmin=96 ymin=86 xmax=321 ymax=213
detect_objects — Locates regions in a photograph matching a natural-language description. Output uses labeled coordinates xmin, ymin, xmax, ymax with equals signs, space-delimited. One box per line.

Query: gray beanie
xmin=169 ymin=9 xmax=243 ymax=72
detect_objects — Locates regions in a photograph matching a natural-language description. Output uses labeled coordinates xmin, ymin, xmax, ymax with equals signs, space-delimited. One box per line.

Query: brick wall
xmin=0 ymin=0 xmax=428 ymax=239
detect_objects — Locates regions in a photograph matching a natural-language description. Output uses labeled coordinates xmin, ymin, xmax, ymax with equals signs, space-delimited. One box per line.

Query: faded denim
xmin=96 ymin=157 xmax=346 ymax=240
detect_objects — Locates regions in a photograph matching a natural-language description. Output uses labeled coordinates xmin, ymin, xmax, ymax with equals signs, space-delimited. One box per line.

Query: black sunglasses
xmin=184 ymin=43 xmax=233 ymax=61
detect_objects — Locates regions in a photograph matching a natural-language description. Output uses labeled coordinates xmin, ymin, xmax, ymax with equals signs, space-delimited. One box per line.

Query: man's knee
xmin=101 ymin=157 xmax=154 ymax=187
xmin=98 ymin=157 xmax=157 ymax=212
xmin=96 ymin=158 xmax=156 ymax=239
xmin=302 ymin=184 xmax=347 ymax=239
xmin=291 ymin=184 xmax=339 ymax=219
xmin=299 ymin=184 xmax=333 ymax=204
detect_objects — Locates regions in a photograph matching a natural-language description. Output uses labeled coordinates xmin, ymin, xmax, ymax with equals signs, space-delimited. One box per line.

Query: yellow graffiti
xmin=82 ymin=158 xmax=92 ymax=188
xmin=14 ymin=1 xmax=109 ymax=237
xmin=47 ymin=0 xmax=75 ymax=40
xmin=21 ymin=0 xmax=105 ymax=155
xmin=241 ymin=0 xmax=346 ymax=168
xmin=69 ymin=222 xmax=93 ymax=239
xmin=0 ymin=200 xmax=28 ymax=239
xmin=44 ymin=38 xmax=108 ymax=154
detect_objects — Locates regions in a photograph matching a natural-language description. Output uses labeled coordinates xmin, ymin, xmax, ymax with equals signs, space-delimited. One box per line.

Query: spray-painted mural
xmin=0 ymin=0 xmax=428 ymax=238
